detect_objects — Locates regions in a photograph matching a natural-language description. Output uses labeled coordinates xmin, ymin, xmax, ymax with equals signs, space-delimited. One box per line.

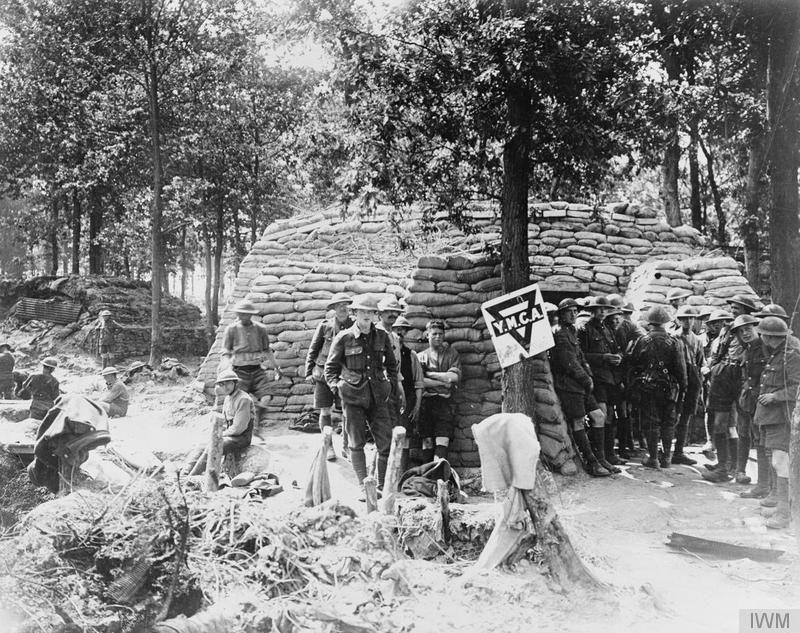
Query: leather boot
xmin=766 ymin=477 xmax=790 ymax=529
xmin=573 ymin=428 xmax=611 ymax=477
xmin=659 ymin=426 xmax=674 ymax=468
xmin=672 ymin=413 xmax=697 ymax=464
xmin=741 ymin=446 xmax=770 ymax=498
xmin=590 ymin=426 xmax=620 ymax=473
xmin=760 ymin=464 xmax=778 ymax=507
xmin=642 ymin=430 xmax=660 ymax=469
xmin=736 ymin=428 xmax=751 ymax=476
xmin=617 ymin=417 xmax=632 ymax=460
xmin=726 ymin=438 xmax=737 ymax=472
xmin=702 ymin=433 xmax=731 ymax=482
xmin=605 ymin=423 xmax=626 ymax=465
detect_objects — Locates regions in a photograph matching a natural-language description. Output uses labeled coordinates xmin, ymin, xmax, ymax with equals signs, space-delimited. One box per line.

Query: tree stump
xmin=381 ymin=426 xmax=406 ymax=514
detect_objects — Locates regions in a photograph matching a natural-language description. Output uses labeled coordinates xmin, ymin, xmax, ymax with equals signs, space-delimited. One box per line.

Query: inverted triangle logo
xmin=483 ymin=287 xmax=545 ymax=351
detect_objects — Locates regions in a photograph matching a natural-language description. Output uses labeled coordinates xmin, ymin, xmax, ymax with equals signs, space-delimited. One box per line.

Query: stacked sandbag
xmin=624 ymin=255 xmax=759 ymax=325
xmin=403 ymin=253 xmax=575 ymax=471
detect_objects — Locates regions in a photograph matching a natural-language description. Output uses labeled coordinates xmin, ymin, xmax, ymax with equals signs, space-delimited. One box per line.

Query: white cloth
xmin=472 ymin=412 xmax=540 ymax=492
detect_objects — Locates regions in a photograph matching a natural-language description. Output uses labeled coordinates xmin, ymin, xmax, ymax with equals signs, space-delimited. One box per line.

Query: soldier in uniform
xmin=753 ymin=304 xmax=800 ymax=351
xmin=551 ymin=298 xmax=611 ymax=477
xmin=24 ymin=357 xmax=61 ymax=420
xmin=305 ymin=293 xmax=353 ymax=460
xmin=699 ymin=309 xmax=734 ymax=460
xmin=391 ymin=315 xmax=424 ymax=474
xmin=670 ymin=306 xmax=704 ymax=465
xmin=417 ymin=320 xmax=462 ymax=464
xmin=616 ymin=301 xmax=644 ymax=456
xmin=0 ymin=343 xmax=15 ymax=399
xmin=578 ymin=296 xmax=625 ymax=471
xmin=325 ymin=295 xmax=398 ymax=493
xmin=628 ymin=306 xmax=687 ymax=468
xmin=221 ymin=300 xmax=284 ymax=412
xmin=98 ymin=366 xmax=129 ymax=418
xmin=752 ymin=317 xmax=800 ymax=529
xmin=376 ymin=297 xmax=406 ymax=427
xmin=93 ymin=309 xmax=121 ymax=369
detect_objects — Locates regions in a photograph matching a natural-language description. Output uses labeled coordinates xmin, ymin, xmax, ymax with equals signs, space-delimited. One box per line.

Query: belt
xmin=233 ymin=365 xmax=262 ymax=372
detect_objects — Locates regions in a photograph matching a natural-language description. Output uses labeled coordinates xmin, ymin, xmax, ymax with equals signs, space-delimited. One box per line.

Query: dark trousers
xmin=341 ymin=380 xmax=392 ymax=486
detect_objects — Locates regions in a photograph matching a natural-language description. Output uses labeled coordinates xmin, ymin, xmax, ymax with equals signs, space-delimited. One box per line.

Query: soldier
xmin=98 ymin=366 xmax=129 ymax=418
xmin=391 ymin=315 xmax=424 ymax=473
xmin=305 ymin=293 xmax=353 ymax=460
xmin=325 ymin=295 xmax=398 ymax=493
xmin=0 ymin=343 xmax=14 ymax=399
xmin=186 ymin=369 xmax=256 ymax=476
xmin=628 ymin=306 xmax=687 ymax=468
xmin=753 ymin=304 xmax=800 ymax=351
xmin=23 ymin=357 xmax=60 ymax=420
xmin=221 ymin=300 xmax=284 ymax=412
xmin=616 ymin=301 xmax=644 ymax=457
xmin=699 ymin=309 xmax=734 ymax=460
xmin=543 ymin=302 xmax=559 ymax=327
xmin=551 ymin=298 xmax=611 ymax=477
xmin=670 ymin=306 xmax=704 ymax=465
xmin=667 ymin=288 xmax=691 ymax=311
xmin=578 ymin=296 xmax=625 ymax=471
xmin=376 ymin=297 xmax=406 ymax=427
xmin=752 ymin=317 xmax=800 ymax=529
xmin=417 ymin=320 xmax=462 ymax=464
xmin=92 ymin=309 xmax=122 ymax=369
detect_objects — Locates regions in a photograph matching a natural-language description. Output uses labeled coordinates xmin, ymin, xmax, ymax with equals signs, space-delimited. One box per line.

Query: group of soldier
xmin=547 ymin=290 xmax=799 ymax=529
xmin=0 ymin=308 xmax=130 ymax=420
xmin=218 ymin=294 xmax=461 ymax=497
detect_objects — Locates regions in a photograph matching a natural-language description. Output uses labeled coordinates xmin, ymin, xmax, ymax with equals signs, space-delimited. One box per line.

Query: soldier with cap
xmin=0 ymin=342 xmax=15 ymax=399
xmin=186 ymin=369 xmax=257 ymax=476
xmin=23 ymin=357 xmax=61 ymax=420
xmin=578 ymin=296 xmax=625 ymax=471
xmin=221 ymin=300 xmax=284 ymax=411
xmin=98 ymin=366 xmax=130 ymax=418
xmin=325 ymin=295 xmax=398 ymax=494
xmin=551 ymin=298 xmax=611 ymax=477
xmin=377 ymin=297 xmax=406 ymax=427
xmin=416 ymin=319 xmax=462 ymax=464
xmin=92 ymin=309 xmax=122 ymax=368
xmin=391 ymin=315 xmax=424 ymax=473
xmin=305 ymin=293 xmax=353 ymax=460
xmin=751 ymin=317 xmax=800 ymax=528
xmin=670 ymin=306 xmax=705 ymax=465
xmin=628 ymin=306 xmax=687 ymax=468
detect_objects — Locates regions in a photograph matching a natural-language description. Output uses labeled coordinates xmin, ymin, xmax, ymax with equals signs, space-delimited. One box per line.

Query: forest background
xmin=0 ymin=0 xmax=798 ymax=367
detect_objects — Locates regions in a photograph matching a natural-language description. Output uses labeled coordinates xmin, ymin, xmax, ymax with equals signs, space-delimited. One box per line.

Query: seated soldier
xmin=98 ymin=366 xmax=129 ymax=418
xmin=185 ymin=370 xmax=256 ymax=476
xmin=24 ymin=357 xmax=61 ymax=420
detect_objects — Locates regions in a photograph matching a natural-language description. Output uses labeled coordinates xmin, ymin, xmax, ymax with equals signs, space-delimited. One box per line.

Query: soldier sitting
xmin=24 ymin=357 xmax=61 ymax=420
xmin=98 ymin=366 xmax=129 ymax=418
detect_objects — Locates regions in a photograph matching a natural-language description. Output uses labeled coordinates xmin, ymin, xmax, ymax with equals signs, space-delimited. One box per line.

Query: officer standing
xmin=325 ymin=295 xmax=398 ymax=494
xmin=628 ymin=306 xmax=687 ymax=468
xmin=305 ymin=293 xmax=353 ymax=460
xmin=752 ymin=317 xmax=800 ymax=529
xmin=376 ymin=297 xmax=406 ymax=427
xmin=221 ymin=300 xmax=284 ymax=412
xmin=551 ymin=298 xmax=611 ymax=477
xmin=24 ymin=357 xmax=61 ymax=420
xmin=93 ymin=309 xmax=121 ymax=369
xmin=578 ymin=296 xmax=625 ymax=471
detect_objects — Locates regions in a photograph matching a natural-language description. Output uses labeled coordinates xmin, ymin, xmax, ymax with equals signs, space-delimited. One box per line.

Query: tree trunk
xmin=147 ymin=58 xmax=164 ymax=367
xmin=743 ymin=132 xmax=765 ymax=290
xmin=180 ymin=225 xmax=188 ymax=301
xmin=211 ymin=197 xmax=224 ymax=327
xmin=71 ymin=188 xmax=82 ymax=275
xmin=49 ymin=194 xmax=59 ymax=276
xmin=251 ymin=146 xmax=260 ymax=246
xmin=699 ymin=139 xmax=726 ymax=245
xmin=686 ymin=53 xmax=702 ymax=230
xmin=202 ymin=224 xmax=215 ymax=338
xmin=766 ymin=5 xmax=800 ymax=325
xmin=88 ymin=188 xmax=104 ymax=275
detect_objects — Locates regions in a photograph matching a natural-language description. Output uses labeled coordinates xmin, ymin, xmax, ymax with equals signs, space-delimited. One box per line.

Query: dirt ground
xmin=1 ymin=347 xmax=799 ymax=632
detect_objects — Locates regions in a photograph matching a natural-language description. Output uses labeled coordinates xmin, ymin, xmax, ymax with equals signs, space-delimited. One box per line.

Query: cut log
xmin=205 ymin=398 xmax=224 ymax=492
xmin=363 ymin=476 xmax=378 ymax=513
xmin=437 ymin=479 xmax=451 ymax=544
xmin=381 ymin=426 xmax=406 ymax=514
xmin=665 ymin=532 xmax=784 ymax=562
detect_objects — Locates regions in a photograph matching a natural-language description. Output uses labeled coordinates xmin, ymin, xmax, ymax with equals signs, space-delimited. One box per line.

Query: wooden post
xmin=381 ymin=426 xmax=406 ymax=514
xmin=363 ymin=476 xmax=378 ymax=513
xmin=436 ymin=479 xmax=451 ymax=544
xmin=205 ymin=395 xmax=224 ymax=492
xmin=322 ymin=426 xmax=333 ymax=455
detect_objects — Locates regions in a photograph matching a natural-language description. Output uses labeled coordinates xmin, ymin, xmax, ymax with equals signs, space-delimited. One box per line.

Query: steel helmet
xmin=99 ymin=309 xmax=112 ymax=317
xmin=675 ymin=305 xmax=699 ymax=319
xmin=621 ymin=302 xmax=635 ymax=314
xmin=667 ymin=288 xmax=692 ymax=302
xmin=101 ymin=366 xmax=119 ymax=376
xmin=753 ymin=303 xmax=789 ymax=321
xmin=557 ymin=298 xmax=580 ymax=311
xmin=730 ymin=314 xmax=759 ymax=331
xmin=707 ymin=309 xmax=734 ymax=323
xmin=756 ymin=316 xmax=790 ymax=337
xmin=646 ymin=306 xmax=672 ymax=325
xmin=215 ymin=369 xmax=241 ymax=384
xmin=728 ymin=295 xmax=758 ymax=313
xmin=42 ymin=357 xmax=59 ymax=368
xmin=585 ymin=296 xmax=610 ymax=309
xmin=606 ymin=294 xmax=624 ymax=308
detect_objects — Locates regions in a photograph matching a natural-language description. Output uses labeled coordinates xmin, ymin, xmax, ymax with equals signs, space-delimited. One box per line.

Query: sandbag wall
xmin=196 ymin=259 xmax=407 ymax=424
xmin=625 ymin=255 xmax=758 ymax=324
xmin=401 ymin=253 xmax=575 ymax=471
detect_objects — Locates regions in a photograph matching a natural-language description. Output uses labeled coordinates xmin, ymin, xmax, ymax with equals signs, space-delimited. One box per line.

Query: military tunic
xmin=24 ymin=373 xmax=60 ymax=420
xmin=306 ymin=315 xmax=353 ymax=409
xmin=222 ymin=320 xmax=273 ymax=401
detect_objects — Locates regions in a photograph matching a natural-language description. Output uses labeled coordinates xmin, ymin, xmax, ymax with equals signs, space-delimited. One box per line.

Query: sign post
xmin=481 ymin=283 xmax=555 ymax=368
